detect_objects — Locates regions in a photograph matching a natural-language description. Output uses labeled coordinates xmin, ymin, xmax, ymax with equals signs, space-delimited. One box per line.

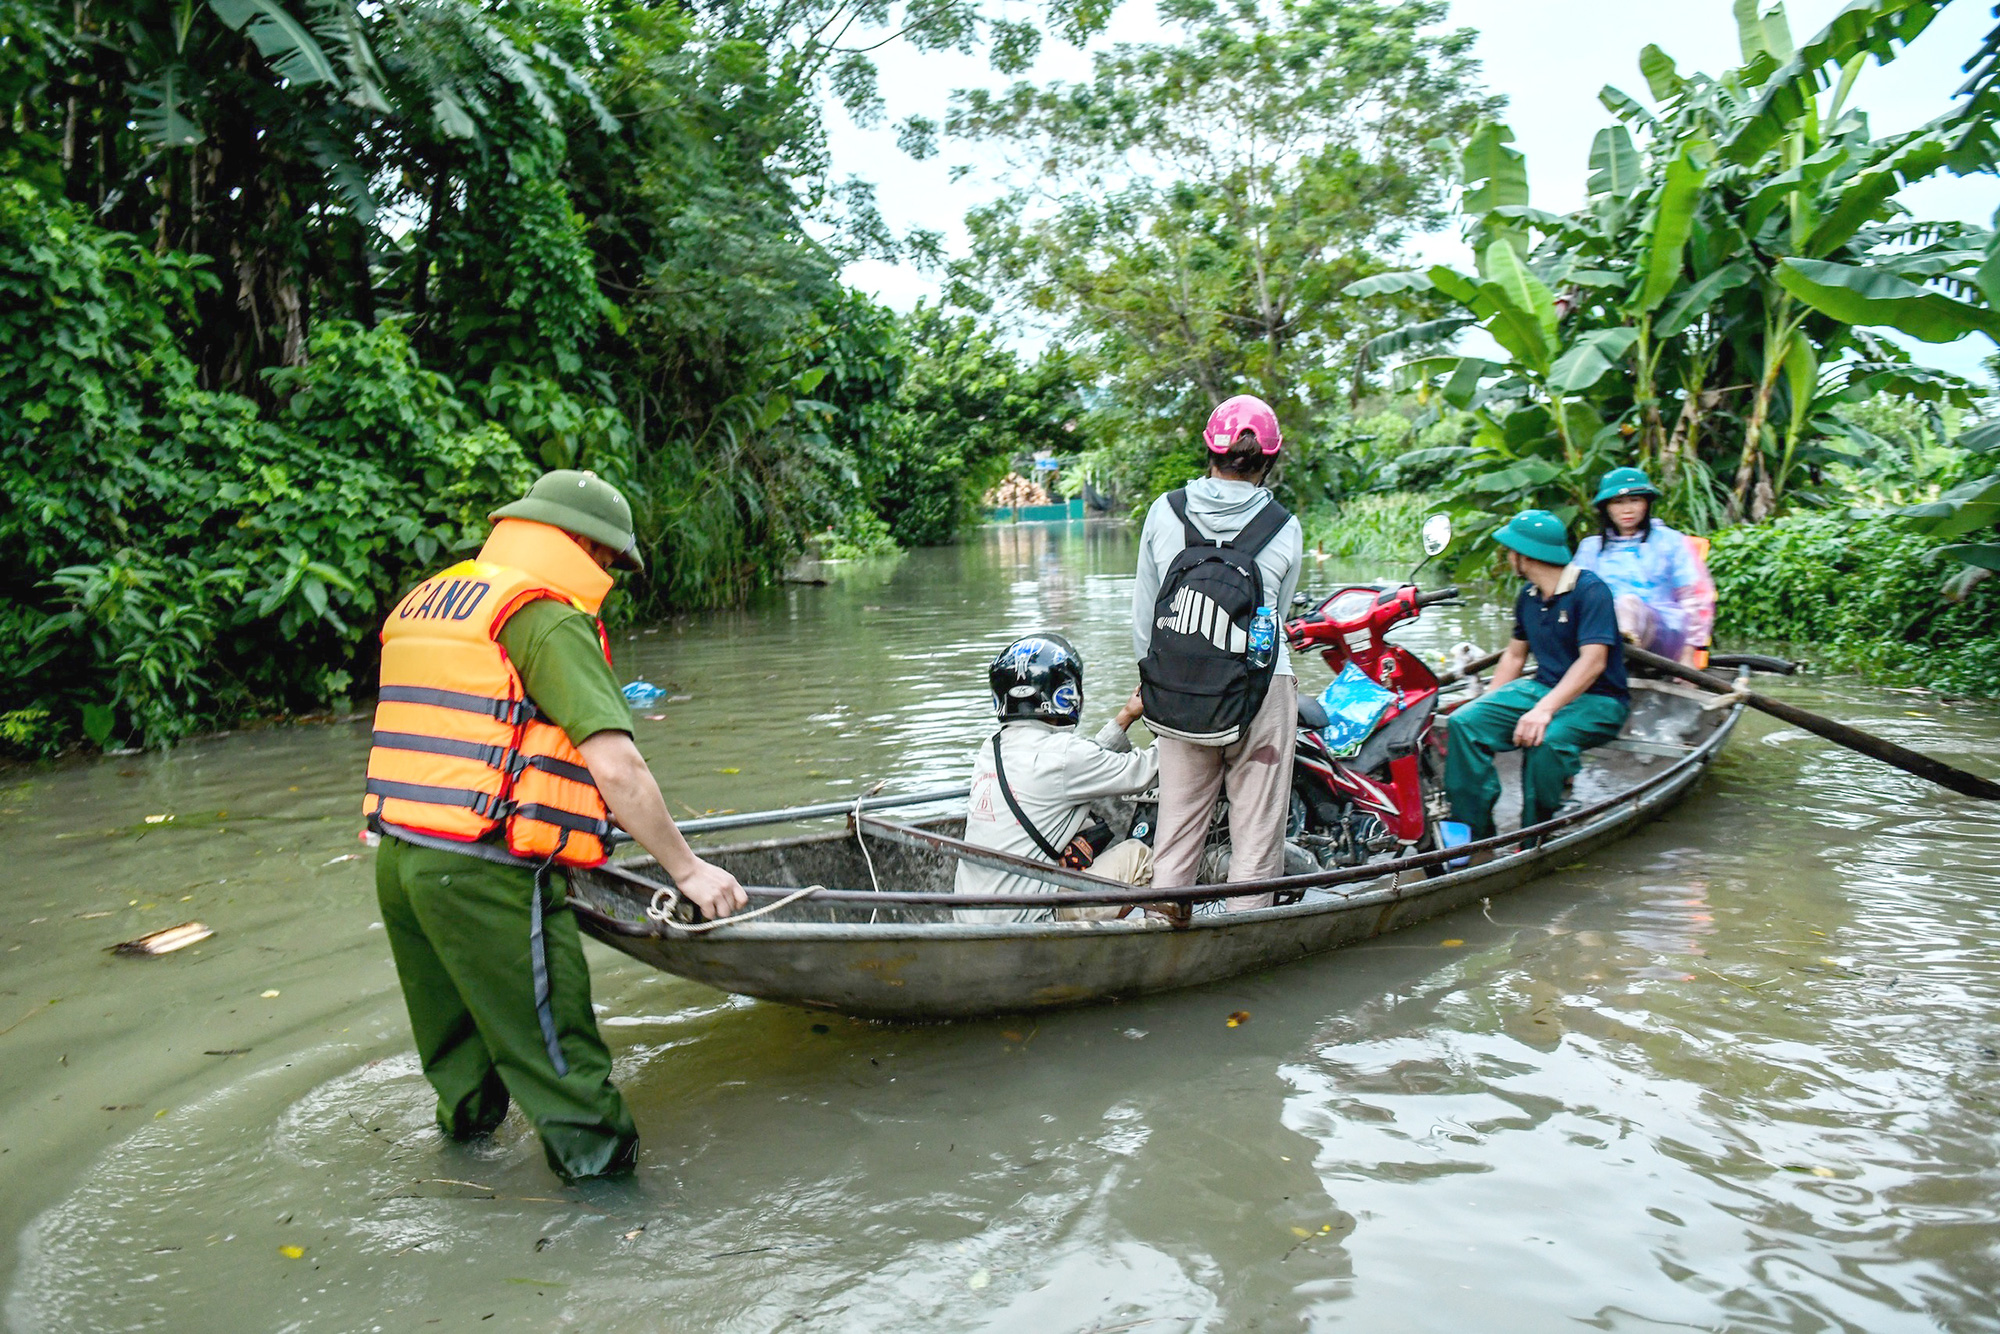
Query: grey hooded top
xmin=1132 ymin=478 xmax=1304 ymax=677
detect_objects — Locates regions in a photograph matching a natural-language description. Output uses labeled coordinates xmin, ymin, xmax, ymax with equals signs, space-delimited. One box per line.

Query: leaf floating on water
xmin=1441 ymin=939 xmax=1465 ymax=948
xmin=110 ymin=922 xmax=213 ymax=956
xmin=717 ymin=768 xmax=740 ymax=775
xmin=1226 ymin=1011 xmax=1250 ymax=1027
xmin=1291 ymin=1227 xmax=1311 ymax=1238
xmin=144 ymin=814 xmax=173 ymax=825
xmin=1001 ymin=1030 xmax=1023 ymax=1042
xmin=260 ymin=990 xmax=280 ymax=999
xmin=967 ymin=1269 xmax=990 ymax=1291
xmin=279 ymin=1246 xmax=304 ymax=1259
xmin=1810 ymin=1167 xmax=1836 ymax=1178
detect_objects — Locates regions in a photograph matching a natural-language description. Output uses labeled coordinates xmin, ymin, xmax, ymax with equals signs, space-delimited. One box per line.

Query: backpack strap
xmin=1226 ymin=496 xmax=1294 ymax=558
xmin=1165 ymin=489 xmax=1210 ymax=547
xmin=989 ymin=729 xmax=1066 ymax=864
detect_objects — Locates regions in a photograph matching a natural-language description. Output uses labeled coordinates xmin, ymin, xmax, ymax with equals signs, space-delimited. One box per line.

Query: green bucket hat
xmin=1592 ymin=466 xmax=1660 ymax=506
xmin=1493 ymin=510 xmax=1574 ymax=566
xmin=490 ymin=470 xmax=644 ymax=571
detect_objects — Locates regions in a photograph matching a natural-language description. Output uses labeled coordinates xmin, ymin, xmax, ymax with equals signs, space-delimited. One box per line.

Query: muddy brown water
xmin=3 ymin=522 xmax=1999 ymax=1332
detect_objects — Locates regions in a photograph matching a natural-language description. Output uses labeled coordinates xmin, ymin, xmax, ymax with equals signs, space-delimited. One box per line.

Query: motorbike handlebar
xmin=1414 ymin=585 xmax=1461 ymax=608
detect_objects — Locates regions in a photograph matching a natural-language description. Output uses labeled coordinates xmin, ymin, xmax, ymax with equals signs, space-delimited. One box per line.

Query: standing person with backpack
xmin=1132 ymin=396 xmax=1305 ymax=909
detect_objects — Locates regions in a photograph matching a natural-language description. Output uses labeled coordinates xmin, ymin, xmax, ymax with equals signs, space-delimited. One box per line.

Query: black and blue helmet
xmin=989 ymin=634 xmax=1083 ymax=726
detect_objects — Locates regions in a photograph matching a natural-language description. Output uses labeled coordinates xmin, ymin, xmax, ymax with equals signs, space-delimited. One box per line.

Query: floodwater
xmin=4 ymin=521 xmax=2000 ymax=1333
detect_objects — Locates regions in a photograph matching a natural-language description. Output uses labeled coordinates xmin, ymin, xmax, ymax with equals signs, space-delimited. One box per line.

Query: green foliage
xmin=1711 ymin=512 xmax=2000 ymax=697
xmin=1349 ymin=2 xmax=1998 ymax=574
xmin=949 ymin=0 xmax=1495 ymax=500
xmin=3 ymin=0 xmax=1101 ymax=754
xmin=1300 ymin=492 xmax=1441 ymax=563
xmin=868 ymin=304 xmax=1086 ymax=546
xmin=0 ymin=182 xmax=544 ymax=754
xmin=822 ymin=508 xmax=902 ymax=560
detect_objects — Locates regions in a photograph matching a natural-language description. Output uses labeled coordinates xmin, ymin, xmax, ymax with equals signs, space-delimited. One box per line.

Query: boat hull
xmin=571 ymin=689 xmax=1742 ymax=1020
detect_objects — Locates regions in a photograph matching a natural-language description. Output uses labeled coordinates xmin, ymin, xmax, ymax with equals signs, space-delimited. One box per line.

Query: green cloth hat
xmin=491 ymin=470 xmax=643 ymax=571
xmin=1592 ymin=466 xmax=1660 ymax=506
xmin=1494 ymin=509 xmax=1574 ymax=566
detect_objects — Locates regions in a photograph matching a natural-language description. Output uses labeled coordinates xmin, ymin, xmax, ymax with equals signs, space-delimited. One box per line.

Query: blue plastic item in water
xmin=621 ymin=680 xmax=667 ymax=706
xmin=1316 ymin=663 xmax=1397 ymax=757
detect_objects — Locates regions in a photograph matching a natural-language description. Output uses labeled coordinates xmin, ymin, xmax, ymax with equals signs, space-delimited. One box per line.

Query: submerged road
xmin=3 ymin=522 xmax=1998 ymax=1332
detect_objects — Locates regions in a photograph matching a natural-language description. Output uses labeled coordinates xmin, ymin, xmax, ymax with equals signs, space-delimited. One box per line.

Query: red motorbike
xmin=1283 ymin=577 xmax=1466 ymax=867
xmin=1267 ymin=511 xmax=1474 ymax=869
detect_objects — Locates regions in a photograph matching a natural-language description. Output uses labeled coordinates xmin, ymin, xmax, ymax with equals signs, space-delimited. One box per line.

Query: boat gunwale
xmin=573 ymin=691 xmax=1747 ymax=942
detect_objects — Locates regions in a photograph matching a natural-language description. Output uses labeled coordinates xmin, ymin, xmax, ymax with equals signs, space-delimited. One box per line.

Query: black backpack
xmin=1138 ymin=489 xmax=1293 ymax=746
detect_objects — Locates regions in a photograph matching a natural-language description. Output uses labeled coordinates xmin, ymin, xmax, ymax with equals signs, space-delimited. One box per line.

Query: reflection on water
xmin=3 ymin=521 xmax=1999 ymax=1332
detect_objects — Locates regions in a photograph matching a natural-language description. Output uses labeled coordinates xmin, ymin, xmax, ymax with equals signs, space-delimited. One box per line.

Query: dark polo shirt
xmin=1512 ymin=567 xmax=1628 ymax=705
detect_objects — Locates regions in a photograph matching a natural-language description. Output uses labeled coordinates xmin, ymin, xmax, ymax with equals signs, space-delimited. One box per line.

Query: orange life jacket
xmin=363 ymin=518 xmax=621 ymax=867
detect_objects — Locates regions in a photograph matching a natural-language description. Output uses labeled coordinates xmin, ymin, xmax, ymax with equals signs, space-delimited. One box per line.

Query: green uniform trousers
xmin=1444 ymin=678 xmax=1628 ymax=841
xmin=375 ymin=836 xmax=637 ymax=1182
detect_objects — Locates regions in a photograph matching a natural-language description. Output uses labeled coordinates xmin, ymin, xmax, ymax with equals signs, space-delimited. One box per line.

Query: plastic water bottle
xmin=1246 ymin=605 xmax=1276 ymax=669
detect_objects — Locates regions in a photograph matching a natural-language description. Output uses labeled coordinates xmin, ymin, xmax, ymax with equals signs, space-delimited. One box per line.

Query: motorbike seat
xmin=1346 ymin=692 xmax=1438 ymax=776
xmin=1296 ymin=694 xmax=1330 ymax=731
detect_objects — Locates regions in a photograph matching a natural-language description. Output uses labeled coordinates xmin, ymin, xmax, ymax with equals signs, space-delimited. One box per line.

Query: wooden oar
xmin=1623 ymin=644 xmax=2000 ymax=802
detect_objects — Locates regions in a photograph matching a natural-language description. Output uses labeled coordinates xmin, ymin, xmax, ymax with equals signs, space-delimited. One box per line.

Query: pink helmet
xmin=1203 ymin=394 xmax=1283 ymax=455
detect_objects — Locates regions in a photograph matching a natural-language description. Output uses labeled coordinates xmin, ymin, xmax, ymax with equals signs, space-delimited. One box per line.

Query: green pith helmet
xmin=1592 ymin=466 xmax=1660 ymax=506
xmin=1493 ymin=510 xmax=1574 ymax=566
xmin=490 ymin=470 xmax=643 ymax=571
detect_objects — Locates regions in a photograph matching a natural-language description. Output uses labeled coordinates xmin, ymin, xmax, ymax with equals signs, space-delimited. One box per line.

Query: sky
xmin=822 ymin=0 xmax=1998 ymax=377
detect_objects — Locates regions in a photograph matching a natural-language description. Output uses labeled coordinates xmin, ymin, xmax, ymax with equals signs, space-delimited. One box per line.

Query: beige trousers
xmin=1053 ymin=838 xmax=1154 ymax=922
xmin=1151 ymin=674 xmax=1298 ymax=911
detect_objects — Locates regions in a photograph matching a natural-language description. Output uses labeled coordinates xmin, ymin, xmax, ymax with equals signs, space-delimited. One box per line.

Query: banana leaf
xmin=1776 ymin=258 xmax=2000 ymax=342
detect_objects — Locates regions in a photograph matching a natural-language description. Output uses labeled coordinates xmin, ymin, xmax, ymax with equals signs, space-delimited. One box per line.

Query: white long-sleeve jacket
xmin=952 ymin=719 xmax=1159 ymax=923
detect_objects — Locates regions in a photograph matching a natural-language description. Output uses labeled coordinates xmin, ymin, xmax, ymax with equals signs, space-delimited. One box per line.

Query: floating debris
xmin=109 ymin=922 xmax=213 ymax=957
xmin=1226 ymin=1010 xmax=1250 ymax=1028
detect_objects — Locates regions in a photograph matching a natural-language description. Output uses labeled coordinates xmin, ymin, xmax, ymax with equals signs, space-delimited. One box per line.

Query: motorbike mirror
xmin=1291 ymin=592 xmax=1311 ymax=611
xmin=1420 ymin=513 xmax=1452 ymax=557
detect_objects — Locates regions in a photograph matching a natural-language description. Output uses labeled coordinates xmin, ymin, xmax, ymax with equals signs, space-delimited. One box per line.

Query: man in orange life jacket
xmin=364 ymin=470 xmax=746 ymax=1182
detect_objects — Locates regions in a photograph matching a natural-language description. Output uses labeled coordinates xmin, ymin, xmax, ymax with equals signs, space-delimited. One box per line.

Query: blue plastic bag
xmin=1316 ymin=663 xmax=1397 ymax=757
xmin=622 ymin=680 xmax=667 ymax=706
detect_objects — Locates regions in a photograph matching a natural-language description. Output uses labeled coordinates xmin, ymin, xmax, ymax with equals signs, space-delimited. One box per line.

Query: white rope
xmin=853 ymin=781 xmax=887 ymax=922
xmin=645 ymin=883 xmax=824 ymax=934
xmin=1700 ymin=683 xmax=1752 ymax=712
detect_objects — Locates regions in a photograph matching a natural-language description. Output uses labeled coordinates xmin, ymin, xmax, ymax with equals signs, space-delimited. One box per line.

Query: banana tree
xmin=1899 ymin=416 xmax=2000 ymax=595
xmin=1347 ymin=0 xmax=1997 ymax=554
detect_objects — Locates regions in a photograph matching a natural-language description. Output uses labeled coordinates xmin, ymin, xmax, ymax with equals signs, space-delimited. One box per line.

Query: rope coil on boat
xmin=645 ymin=883 xmax=824 ymax=933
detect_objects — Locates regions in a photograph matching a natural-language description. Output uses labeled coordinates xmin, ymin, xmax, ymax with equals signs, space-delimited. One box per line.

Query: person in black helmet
xmin=954 ymin=635 xmax=1159 ymax=924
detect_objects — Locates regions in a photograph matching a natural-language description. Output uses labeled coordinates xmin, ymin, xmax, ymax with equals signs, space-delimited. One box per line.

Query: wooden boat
xmin=570 ymin=676 xmax=1749 ymax=1020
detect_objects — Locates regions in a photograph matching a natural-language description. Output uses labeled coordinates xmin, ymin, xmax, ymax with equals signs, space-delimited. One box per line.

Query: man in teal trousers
xmin=1446 ymin=510 xmax=1629 ymax=842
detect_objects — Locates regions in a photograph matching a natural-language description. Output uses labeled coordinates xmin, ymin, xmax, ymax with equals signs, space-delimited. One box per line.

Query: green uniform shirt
xmin=497 ymin=598 xmax=631 ymax=746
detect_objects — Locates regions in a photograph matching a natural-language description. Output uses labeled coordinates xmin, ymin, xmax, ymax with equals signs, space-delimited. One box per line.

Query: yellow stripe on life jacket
xmin=362 ymin=519 xmax=620 ymax=867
